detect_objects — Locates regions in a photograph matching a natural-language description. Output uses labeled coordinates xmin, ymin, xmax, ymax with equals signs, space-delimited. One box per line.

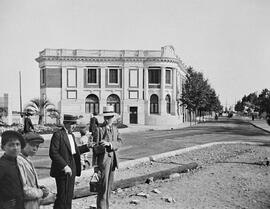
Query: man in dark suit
xmin=92 ymin=106 xmax=123 ymax=209
xmin=89 ymin=112 xmax=99 ymax=138
xmin=49 ymin=114 xmax=91 ymax=209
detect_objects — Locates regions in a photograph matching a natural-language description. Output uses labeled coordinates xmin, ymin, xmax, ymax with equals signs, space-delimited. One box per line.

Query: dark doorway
xmin=130 ymin=107 xmax=138 ymax=124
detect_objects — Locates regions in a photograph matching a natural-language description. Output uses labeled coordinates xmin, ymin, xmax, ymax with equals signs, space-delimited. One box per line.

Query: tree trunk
xmin=38 ymin=115 xmax=43 ymax=125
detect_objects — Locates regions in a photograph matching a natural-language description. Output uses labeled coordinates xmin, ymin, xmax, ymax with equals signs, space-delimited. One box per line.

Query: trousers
xmin=53 ymin=157 xmax=76 ymax=209
xmin=97 ymin=155 xmax=114 ymax=209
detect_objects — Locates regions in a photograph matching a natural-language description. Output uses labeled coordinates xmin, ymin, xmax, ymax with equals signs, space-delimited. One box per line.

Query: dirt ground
xmin=43 ymin=143 xmax=270 ymax=209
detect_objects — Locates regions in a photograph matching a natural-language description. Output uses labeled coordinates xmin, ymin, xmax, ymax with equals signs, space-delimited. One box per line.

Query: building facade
xmin=36 ymin=46 xmax=187 ymax=125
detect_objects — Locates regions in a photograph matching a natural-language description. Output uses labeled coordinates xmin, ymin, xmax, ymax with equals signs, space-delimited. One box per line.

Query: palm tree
xmin=25 ymin=97 xmax=54 ymax=125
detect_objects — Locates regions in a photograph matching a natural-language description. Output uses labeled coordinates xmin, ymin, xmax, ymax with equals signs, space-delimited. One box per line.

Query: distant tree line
xmin=179 ymin=67 xmax=223 ymax=122
xmin=234 ymin=89 xmax=270 ymax=116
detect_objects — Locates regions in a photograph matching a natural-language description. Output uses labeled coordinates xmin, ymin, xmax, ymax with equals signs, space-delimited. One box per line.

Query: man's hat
xmin=1 ymin=130 xmax=25 ymax=149
xmin=63 ymin=114 xmax=78 ymax=124
xmin=23 ymin=132 xmax=44 ymax=144
xmin=102 ymin=105 xmax=116 ymax=117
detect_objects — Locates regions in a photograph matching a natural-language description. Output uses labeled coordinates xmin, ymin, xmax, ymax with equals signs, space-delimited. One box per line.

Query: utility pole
xmin=19 ymin=71 xmax=22 ymax=115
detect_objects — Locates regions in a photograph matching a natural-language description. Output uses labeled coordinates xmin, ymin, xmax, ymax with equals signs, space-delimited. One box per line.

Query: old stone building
xmin=35 ymin=46 xmax=187 ymax=125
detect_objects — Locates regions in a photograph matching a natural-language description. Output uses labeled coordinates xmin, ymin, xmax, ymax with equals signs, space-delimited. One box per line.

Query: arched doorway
xmin=150 ymin=94 xmax=159 ymax=114
xmin=107 ymin=94 xmax=120 ymax=114
xmin=85 ymin=94 xmax=99 ymax=114
xmin=165 ymin=94 xmax=171 ymax=114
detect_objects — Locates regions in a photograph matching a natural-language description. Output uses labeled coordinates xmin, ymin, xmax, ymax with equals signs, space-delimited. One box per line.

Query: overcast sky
xmin=0 ymin=0 xmax=270 ymax=110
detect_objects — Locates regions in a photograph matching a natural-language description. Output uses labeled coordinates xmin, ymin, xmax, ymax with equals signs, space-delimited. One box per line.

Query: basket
xmin=89 ymin=172 xmax=100 ymax=194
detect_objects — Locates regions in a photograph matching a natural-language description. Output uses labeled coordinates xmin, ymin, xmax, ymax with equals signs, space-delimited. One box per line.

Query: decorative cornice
xmin=35 ymin=56 xmax=180 ymax=64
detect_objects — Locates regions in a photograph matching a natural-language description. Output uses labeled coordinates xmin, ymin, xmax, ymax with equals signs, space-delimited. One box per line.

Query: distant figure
xmin=266 ymin=115 xmax=270 ymax=126
xmin=24 ymin=112 xmax=34 ymax=133
xmin=251 ymin=114 xmax=255 ymax=121
xmin=89 ymin=112 xmax=99 ymax=137
xmin=214 ymin=113 xmax=218 ymax=120
xmin=77 ymin=125 xmax=93 ymax=170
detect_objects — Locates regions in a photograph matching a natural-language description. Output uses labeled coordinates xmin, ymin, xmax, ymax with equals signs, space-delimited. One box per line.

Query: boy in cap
xmin=17 ymin=132 xmax=49 ymax=209
xmin=0 ymin=130 xmax=25 ymax=209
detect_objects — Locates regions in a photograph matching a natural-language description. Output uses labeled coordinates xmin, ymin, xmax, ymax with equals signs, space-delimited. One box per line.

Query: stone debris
xmin=116 ymin=188 xmax=123 ymax=193
xmin=130 ymin=199 xmax=140 ymax=205
xmin=151 ymin=189 xmax=161 ymax=194
xmin=162 ymin=197 xmax=176 ymax=203
xmin=146 ymin=177 xmax=154 ymax=184
xmin=136 ymin=192 xmax=149 ymax=198
xmin=169 ymin=173 xmax=180 ymax=179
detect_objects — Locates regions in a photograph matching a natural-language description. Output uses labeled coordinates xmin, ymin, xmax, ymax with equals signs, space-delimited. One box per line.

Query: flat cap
xmin=23 ymin=132 xmax=44 ymax=144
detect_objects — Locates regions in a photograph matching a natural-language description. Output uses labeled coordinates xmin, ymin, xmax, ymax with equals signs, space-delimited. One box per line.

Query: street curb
xmin=39 ymin=140 xmax=266 ymax=206
xmin=248 ymin=121 xmax=270 ymax=134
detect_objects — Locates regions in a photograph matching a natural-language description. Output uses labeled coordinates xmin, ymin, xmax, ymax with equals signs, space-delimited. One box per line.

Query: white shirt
xmin=65 ymin=128 xmax=76 ymax=154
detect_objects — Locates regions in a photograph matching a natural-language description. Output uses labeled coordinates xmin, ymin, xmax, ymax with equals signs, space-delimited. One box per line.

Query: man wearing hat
xmin=17 ymin=132 xmax=49 ymax=209
xmin=0 ymin=130 xmax=25 ymax=209
xmin=49 ymin=114 xmax=91 ymax=209
xmin=92 ymin=106 xmax=123 ymax=209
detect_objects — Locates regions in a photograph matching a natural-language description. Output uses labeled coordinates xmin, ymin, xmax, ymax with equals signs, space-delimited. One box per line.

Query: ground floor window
xmin=85 ymin=94 xmax=99 ymax=114
xmin=107 ymin=94 xmax=120 ymax=114
xmin=166 ymin=94 xmax=171 ymax=114
xmin=150 ymin=94 xmax=159 ymax=114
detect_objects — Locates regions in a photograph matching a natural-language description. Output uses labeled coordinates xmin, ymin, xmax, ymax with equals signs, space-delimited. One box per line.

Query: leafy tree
xmin=25 ymin=97 xmax=54 ymax=125
xmin=234 ymin=100 xmax=244 ymax=112
xmin=257 ymin=89 xmax=270 ymax=114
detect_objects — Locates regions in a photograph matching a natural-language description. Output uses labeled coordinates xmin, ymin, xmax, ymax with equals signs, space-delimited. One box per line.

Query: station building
xmin=35 ymin=46 xmax=187 ymax=125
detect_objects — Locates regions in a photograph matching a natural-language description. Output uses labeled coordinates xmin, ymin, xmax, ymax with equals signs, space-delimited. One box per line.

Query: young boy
xmin=0 ymin=130 xmax=25 ymax=209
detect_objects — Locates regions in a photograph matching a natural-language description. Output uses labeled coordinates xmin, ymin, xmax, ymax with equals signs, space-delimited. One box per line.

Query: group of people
xmin=0 ymin=105 xmax=122 ymax=209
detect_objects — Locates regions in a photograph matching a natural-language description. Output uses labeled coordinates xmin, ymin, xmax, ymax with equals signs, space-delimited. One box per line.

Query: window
xmin=87 ymin=68 xmax=97 ymax=84
xmin=85 ymin=94 xmax=99 ymax=114
xmin=41 ymin=69 xmax=46 ymax=84
xmin=67 ymin=90 xmax=77 ymax=99
xmin=129 ymin=69 xmax=138 ymax=87
xmin=150 ymin=94 xmax=159 ymax=114
xmin=148 ymin=69 xmax=160 ymax=84
xmin=166 ymin=95 xmax=171 ymax=114
xmin=107 ymin=94 xmax=120 ymax=114
xmin=67 ymin=68 xmax=77 ymax=87
xmin=166 ymin=69 xmax=171 ymax=84
xmin=109 ymin=69 xmax=118 ymax=84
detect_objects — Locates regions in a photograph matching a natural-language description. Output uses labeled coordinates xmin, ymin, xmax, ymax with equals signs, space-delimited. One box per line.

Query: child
xmin=78 ymin=125 xmax=92 ymax=170
xmin=0 ymin=130 xmax=25 ymax=209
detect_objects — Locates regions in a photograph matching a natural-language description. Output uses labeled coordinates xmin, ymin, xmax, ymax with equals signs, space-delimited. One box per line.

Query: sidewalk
xmin=245 ymin=118 xmax=270 ymax=133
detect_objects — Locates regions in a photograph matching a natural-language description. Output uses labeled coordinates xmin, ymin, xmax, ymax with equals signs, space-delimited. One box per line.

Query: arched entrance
xmin=107 ymin=94 xmax=120 ymax=114
xmin=150 ymin=94 xmax=159 ymax=114
xmin=165 ymin=94 xmax=171 ymax=114
xmin=85 ymin=94 xmax=99 ymax=114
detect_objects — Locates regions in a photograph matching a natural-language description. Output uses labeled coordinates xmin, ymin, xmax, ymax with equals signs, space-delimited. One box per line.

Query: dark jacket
xmin=89 ymin=116 xmax=99 ymax=133
xmin=24 ymin=117 xmax=34 ymax=133
xmin=0 ymin=154 xmax=24 ymax=209
xmin=49 ymin=128 xmax=89 ymax=178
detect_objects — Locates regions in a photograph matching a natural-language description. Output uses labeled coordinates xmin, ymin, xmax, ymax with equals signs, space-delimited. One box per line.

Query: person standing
xmin=17 ymin=132 xmax=49 ymax=209
xmin=89 ymin=112 xmax=99 ymax=137
xmin=0 ymin=130 xmax=25 ymax=209
xmin=49 ymin=114 xmax=91 ymax=209
xmin=24 ymin=112 xmax=34 ymax=133
xmin=92 ymin=106 xmax=123 ymax=209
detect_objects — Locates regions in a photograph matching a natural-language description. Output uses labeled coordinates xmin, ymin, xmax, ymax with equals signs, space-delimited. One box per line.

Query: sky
xmin=0 ymin=0 xmax=270 ymax=110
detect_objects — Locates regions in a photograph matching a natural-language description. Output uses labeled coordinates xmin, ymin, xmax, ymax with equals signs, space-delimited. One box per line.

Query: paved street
xmin=34 ymin=117 xmax=270 ymax=179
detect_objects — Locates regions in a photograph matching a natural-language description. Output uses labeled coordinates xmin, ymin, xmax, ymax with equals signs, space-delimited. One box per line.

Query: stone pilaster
xmin=144 ymin=67 xmax=149 ymax=115
xmin=160 ymin=67 xmax=166 ymax=115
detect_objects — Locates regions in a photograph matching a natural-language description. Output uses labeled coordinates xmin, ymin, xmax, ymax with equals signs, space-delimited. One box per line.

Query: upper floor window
xmin=41 ymin=69 xmax=46 ymax=84
xmin=87 ymin=68 xmax=97 ymax=84
xmin=109 ymin=68 xmax=118 ymax=84
xmin=166 ymin=69 xmax=171 ymax=84
xmin=67 ymin=68 xmax=77 ymax=87
xmin=148 ymin=69 xmax=160 ymax=84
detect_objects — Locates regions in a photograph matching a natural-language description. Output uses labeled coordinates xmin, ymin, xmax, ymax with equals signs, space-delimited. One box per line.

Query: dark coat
xmin=0 ymin=154 xmax=24 ymax=209
xmin=89 ymin=116 xmax=99 ymax=133
xmin=49 ymin=128 xmax=89 ymax=178
xmin=24 ymin=117 xmax=34 ymax=133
